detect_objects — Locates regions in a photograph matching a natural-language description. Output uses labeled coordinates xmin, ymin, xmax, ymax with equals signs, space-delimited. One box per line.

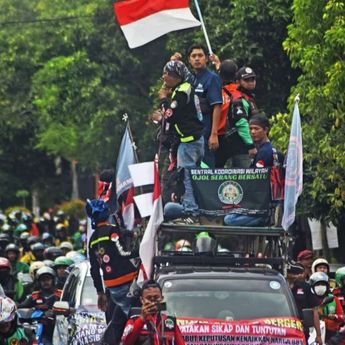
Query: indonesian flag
xmin=138 ymin=161 xmax=164 ymax=282
xmin=113 ymin=0 xmax=201 ymax=48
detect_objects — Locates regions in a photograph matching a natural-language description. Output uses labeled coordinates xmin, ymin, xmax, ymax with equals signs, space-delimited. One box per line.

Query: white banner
xmin=326 ymin=222 xmax=339 ymax=249
xmin=133 ymin=193 xmax=153 ymax=218
xmin=129 ymin=162 xmax=154 ymax=187
xmin=308 ymin=218 xmax=322 ymax=251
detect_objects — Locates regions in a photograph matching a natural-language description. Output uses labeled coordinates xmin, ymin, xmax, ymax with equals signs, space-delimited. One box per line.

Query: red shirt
xmin=122 ymin=313 xmax=185 ymax=345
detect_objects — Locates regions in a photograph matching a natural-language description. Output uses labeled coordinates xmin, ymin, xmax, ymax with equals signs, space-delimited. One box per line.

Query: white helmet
xmin=0 ymin=296 xmax=17 ymax=323
xmin=29 ymin=261 xmax=45 ymax=280
xmin=309 ymin=271 xmax=329 ymax=287
xmin=60 ymin=241 xmax=73 ymax=252
xmin=311 ymin=258 xmax=329 ymax=274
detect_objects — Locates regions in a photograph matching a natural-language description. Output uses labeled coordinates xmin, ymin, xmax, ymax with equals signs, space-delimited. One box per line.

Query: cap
xmin=297 ymin=249 xmax=313 ymax=261
xmin=236 ymin=66 xmax=256 ymax=80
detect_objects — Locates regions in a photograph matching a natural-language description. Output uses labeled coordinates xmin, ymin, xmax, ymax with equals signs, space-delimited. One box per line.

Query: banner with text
xmin=177 ymin=316 xmax=306 ymax=345
xmin=191 ymin=168 xmax=271 ymax=216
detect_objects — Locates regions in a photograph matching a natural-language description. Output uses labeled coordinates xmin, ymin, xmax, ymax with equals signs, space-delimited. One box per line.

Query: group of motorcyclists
xmin=0 ymin=209 xmax=86 ymax=344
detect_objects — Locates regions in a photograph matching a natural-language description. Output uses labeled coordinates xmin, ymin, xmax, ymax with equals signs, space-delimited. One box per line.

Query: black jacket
xmin=161 ymin=82 xmax=203 ymax=143
xmin=89 ymin=222 xmax=138 ymax=293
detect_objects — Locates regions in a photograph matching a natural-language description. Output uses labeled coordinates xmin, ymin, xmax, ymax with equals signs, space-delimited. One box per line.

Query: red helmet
xmin=0 ymin=257 xmax=11 ymax=270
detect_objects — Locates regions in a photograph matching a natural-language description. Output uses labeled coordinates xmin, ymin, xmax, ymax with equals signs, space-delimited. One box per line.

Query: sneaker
xmin=172 ymin=216 xmax=199 ymax=225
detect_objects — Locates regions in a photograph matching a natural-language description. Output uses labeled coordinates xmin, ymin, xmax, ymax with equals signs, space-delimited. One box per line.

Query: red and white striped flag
xmin=113 ymin=0 xmax=200 ymax=48
xmin=138 ymin=161 xmax=164 ymax=282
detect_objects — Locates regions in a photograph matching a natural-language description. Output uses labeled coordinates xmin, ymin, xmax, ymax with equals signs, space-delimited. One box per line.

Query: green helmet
xmin=335 ymin=267 xmax=345 ymax=288
xmin=53 ymin=256 xmax=74 ymax=268
xmin=15 ymin=223 xmax=28 ymax=235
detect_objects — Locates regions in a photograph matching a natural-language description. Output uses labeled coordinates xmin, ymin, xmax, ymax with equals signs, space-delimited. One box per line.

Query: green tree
xmin=271 ymin=0 xmax=345 ymax=223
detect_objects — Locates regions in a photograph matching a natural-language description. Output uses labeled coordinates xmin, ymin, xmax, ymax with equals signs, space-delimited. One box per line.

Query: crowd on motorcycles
xmin=288 ymin=250 xmax=345 ymax=344
xmin=0 ymin=209 xmax=87 ymax=345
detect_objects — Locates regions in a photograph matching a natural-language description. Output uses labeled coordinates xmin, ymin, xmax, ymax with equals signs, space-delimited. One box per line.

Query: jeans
xmin=224 ymin=214 xmax=268 ymax=227
xmin=177 ymin=137 xmax=204 ymax=215
xmin=164 ymin=202 xmax=184 ymax=219
xmin=108 ymin=282 xmax=132 ymax=316
xmin=102 ymin=283 xmax=133 ymax=345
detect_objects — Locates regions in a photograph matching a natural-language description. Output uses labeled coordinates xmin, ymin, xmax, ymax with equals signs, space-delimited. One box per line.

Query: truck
xmin=152 ymin=222 xmax=307 ymax=345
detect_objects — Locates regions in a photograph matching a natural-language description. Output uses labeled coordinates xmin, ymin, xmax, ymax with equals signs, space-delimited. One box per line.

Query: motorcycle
xmin=17 ymin=308 xmax=54 ymax=345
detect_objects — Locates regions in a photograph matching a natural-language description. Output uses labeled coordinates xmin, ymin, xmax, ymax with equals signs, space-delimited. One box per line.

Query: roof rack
xmin=159 ymin=222 xmax=286 ymax=237
xmin=153 ymin=255 xmax=284 ymax=273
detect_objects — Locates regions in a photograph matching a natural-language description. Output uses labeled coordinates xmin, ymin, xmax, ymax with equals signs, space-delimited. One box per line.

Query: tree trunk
xmin=32 ymin=188 xmax=40 ymax=216
xmin=71 ymin=159 xmax=79 ymax=200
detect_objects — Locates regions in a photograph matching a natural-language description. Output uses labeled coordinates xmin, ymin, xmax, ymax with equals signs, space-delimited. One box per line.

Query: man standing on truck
xmin=121 ymin=279 xmax=185 ymax=345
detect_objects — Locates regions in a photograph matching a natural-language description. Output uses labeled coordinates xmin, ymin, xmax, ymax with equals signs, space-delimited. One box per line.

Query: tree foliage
xmin=271 ymin=0 xmax=345 ymax=222
xmin=0 ymin=0 xmax=344 ymax=227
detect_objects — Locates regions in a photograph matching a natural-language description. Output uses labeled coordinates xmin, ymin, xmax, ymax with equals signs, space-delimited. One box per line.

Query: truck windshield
xmin=162 ymin=277 xmax=292 ymax=320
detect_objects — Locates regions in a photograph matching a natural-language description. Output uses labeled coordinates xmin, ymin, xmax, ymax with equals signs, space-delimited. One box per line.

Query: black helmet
xmin=36 ymin=266 xmax=56 ymax=280
xmin=27 ymin=236 xmax=40 ymax=246
xmin=5 ymin=244 xmax=20 ymax=254
xmin=31 ymin=242 xmax=45 ymax=253
xmin=44 ymin=246 xmax=63 ymax=261
xmin=0 ymin=233 xmax=10 ymax=243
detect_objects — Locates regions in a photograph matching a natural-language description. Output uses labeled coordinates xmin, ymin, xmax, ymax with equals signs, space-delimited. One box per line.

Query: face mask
xmin=314 ymin=285 xmax=327 ymax=296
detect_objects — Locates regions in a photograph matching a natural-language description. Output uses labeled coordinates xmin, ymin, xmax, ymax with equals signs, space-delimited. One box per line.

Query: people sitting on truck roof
xmin=223 ymin=114 xmax=281 ymax=227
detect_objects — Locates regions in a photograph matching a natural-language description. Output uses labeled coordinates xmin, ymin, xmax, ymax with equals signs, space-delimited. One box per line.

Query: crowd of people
xmin=0 ymin=208 xmax=87 ymax=344
xmin=151 ymin=43 xmax=284 ymax=226
xmin=289 ymin=249 xmax=345 ymax=343
xmin=1 ymin=44 xmax=344 ymax=345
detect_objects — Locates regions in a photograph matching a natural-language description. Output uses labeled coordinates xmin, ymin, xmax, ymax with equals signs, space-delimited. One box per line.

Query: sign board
xmin=178 ymin=316 xmax=306 ymax=345
xmin=191 ymin=168 xmax=271 ymax=216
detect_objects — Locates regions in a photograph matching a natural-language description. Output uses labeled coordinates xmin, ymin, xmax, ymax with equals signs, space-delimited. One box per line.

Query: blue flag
xmin=282 ymin=100 xmax=303 ymax=231
xmin=116 ymin=124 xmax=136 ymax=198
xmin=115 ymin=124 xmax=137 ymax=229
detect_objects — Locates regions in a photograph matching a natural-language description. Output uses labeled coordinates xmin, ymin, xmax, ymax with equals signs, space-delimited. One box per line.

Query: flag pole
xmin=193 ymin=0 xmax=213 ymax=55
xmin=122 ymin=113 xmax=139 ymax=163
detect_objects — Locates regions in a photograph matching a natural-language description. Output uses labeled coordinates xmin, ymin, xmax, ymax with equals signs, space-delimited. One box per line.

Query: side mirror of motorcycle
xmin=53 ymin=301 xmax=71 ymax=316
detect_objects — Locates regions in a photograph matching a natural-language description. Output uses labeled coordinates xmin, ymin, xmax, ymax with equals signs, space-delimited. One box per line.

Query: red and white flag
xmin=138 ymin=161 xmax=164 ymax=282
xmin=113 ymin=0 xmax=201 ymax=48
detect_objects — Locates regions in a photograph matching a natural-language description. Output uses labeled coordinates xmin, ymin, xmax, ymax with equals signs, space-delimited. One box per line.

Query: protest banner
xmin=177 ymin=316 xmax=306 ymax=345
xmin=191 ymin=168 xmax=271 ymax=216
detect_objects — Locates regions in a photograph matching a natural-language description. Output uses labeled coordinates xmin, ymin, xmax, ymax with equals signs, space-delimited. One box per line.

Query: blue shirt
xmin=194 ymin=68 xmax=222 ymax=115
xmin=252 ymin=141 xmax=274 ymax=167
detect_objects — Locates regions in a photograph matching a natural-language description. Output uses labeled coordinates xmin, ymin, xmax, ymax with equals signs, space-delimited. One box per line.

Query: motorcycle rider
xmin=309 ymin=271 xmax=344 ymax=341
xmin=53 ymin=256 xmax=74 ymax=289
xmin=19 ymin=266 xmax=62 ymax=344
xmin=5 ymin=243 xmax=29 ymax=275
xmin=121 ymin=279 xmax=185 ymax=345
xmin=0 ymin=296 xmax=29 ymax=345
xmin=333 ymin=266 xmax=345 ymax=313
xmin=0 ymin=257 xmax=24 ymax=302
xmin=311 ymin=258 xmax=330 ymax=275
